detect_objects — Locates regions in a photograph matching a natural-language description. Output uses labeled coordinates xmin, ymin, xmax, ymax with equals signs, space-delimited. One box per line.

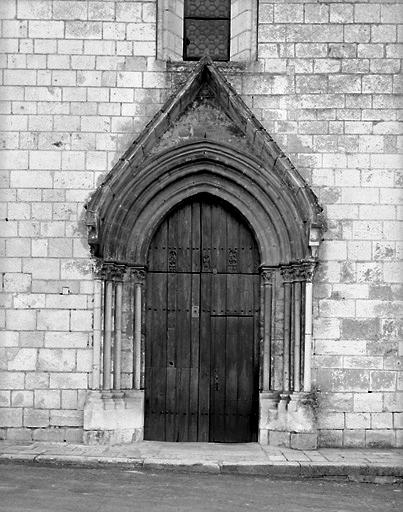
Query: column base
xmin=259 ymin=391 xmax=318 ymax=450
xmin=83 ymin=390 xmax=144 ymax=445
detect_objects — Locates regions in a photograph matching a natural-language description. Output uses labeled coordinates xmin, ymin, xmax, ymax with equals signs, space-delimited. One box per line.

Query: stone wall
xmin=0 ymin=0 xmax=402 ymax=446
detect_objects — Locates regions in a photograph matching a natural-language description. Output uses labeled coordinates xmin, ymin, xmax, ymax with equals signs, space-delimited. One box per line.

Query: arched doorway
xmin=144 ymin=195 xmax=260 ymax=442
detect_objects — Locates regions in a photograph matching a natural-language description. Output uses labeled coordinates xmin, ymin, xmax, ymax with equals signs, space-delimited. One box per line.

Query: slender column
xmin=130 ymin=267 xmax=146 ymax=390
xmin=112 ymin=265 xmax=126 ymax=391
xmin=282 ymin=261 xmax=317 ymax=396
xmin=103 ymin=271 xmax=113 ymax=391
xmin=293 ymin=280 xmax=302 ymax=392
xmin=302 ymin=262 xmax=316 ymax=392
xmin=280 ymin=266 xmax=295 ymax=394
xmin=260 ymin=267 xmax=275 ymax=392
xmin=91 ymin=277 xmax=103 ymax=389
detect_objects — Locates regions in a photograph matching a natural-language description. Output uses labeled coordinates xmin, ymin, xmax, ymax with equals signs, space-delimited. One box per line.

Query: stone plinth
xmin=259 ymin=392 xmax=318 ymax=450
xmin=83 ymin=390 xmax=144 ymax=444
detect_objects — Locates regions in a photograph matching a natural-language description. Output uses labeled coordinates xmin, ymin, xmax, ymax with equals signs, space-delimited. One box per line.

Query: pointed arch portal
xmin=83 ymin=58 xmax=325 ymax=448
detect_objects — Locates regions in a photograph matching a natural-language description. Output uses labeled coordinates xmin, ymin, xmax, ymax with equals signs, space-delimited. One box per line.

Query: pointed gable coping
xmin=86 ymin=57 xmax=324 ymax=255
xmin=97 ymin=56 xmax=310 ymax=198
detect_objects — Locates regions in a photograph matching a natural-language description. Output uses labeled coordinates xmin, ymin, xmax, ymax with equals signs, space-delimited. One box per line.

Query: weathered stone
xmin=341 ymin=319 xmax=380 ymax=340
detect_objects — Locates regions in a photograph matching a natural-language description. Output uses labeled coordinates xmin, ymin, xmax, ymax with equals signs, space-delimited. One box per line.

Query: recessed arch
xmin=83 ymin=58 xmax=325 ymax=447
xmin=89 ymin=140 xmax=319 ymax=267
xmin=145 ymin=191 xmax=263 ymax=265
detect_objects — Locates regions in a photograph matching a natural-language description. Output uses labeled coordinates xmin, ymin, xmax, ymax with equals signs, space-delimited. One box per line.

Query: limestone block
xmin=116 ymin=2 xmax=142 ymax=22
xmin=88 ymin=2 xmax=115 ymax=21
xmin=18 ymin=0 xmax=52 ymax=19
xmin=318 ymin=429 xmax=343 ymax=447
xmin=353 ymin=392 xmax=383 ymax=412
xmin=45 ymin=331 xmax=88 ymax=349
xmin=33 ymin=427 xmax=66 ymax=442
xmin=372 ymin=412 xmax=393 ymax=429
xmin=290 ymin=432 xmax=317 ymax=450
xmin=25 ymin=372 xmax=49 ymax=389
xmin=6 ymin=310 xmax=36 ymax=331
xmin=50 ymin=372 xmax=88 ymax=389
xmin=35 ymin=390 xmax=61 ymax=409
xmin=53 ymin=1 xmax=87 ymax=20
xmin=6 ymin=427 xmax=33 ymax=441
xmin=330 ymin=3 xmax=353 ymax=24
xmin=11 ymin=390 xmax=34 ymax=408
xmin=343 ymin=429 xmax=366 ymax=447
xmin=83 ymin=390 xmax=144 ymax=444
xmin=70 ymin=310 xmax=93 ymax=331
xmin=316 ymin=369 xmax=370 ymax=392
xmin=24 ymin=409 xmax=49 ymax=428
xmin=341 ymin=318 xmax=380 ymax=340
xmin=366 ymin=429 xmax=395 ymax=448
xmin=274 ymin=4 xmax=303 ymax=23
xmin=66 ymin=21 xmax=102 ymax=39
xmin=0 ymin=408 xmax=23 ymax=427
xmin=37 ymin=310 xmax=70 ymax=331
xmin=317 ymin=412 xmax=344 ymax=429
xmin=345 ymin=412 xmax=371 ymax=429
xmin=50 ymin=409 xmax=83 ymax=427
xmin=268 ymin=430 xmax=290 ymax=448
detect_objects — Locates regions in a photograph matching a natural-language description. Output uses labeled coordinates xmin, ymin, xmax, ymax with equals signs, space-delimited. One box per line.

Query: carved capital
xmin=129 ymin=266 xmax=146 ymax=285
xmin=280 ymin=264 xmax=299 ymax=283
xmin=110 ymin=263 xmax=126 ymax=282
xmin=260 ymin=266 xmax=276 ymax=284
xmin=298 ymin=261 xmax=317 ymax=283
xmin=97 ymin=262 xmax=126 ymax=282
xmin=280 ymin=261 xmax=317 ymax=283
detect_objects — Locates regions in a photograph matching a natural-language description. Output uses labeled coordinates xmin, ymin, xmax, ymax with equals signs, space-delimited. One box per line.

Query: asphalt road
xmin=0 ymin=463 xmax=401 ymax=512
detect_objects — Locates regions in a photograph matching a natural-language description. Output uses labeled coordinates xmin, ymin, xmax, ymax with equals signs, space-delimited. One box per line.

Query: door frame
xmin=143 ymin=196 xmax=261 ymax=442
xmin=84 ymin=142 xmax=324 ymax=446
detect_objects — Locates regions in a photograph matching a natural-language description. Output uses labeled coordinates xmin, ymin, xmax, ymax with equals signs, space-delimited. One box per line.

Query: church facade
xmin=0 ymin=0 xmax=402 ymax=448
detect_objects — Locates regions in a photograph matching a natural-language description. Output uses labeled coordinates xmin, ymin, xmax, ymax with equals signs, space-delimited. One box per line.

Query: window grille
xmin=183 ymin=0 xmax=230 ymax=61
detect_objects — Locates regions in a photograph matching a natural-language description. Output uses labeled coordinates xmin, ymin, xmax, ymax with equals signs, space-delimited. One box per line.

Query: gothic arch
xmin=91 ymin=140 xmax=318 ymax=267
xmin=83 ymin=58 xmax=325 ymax=448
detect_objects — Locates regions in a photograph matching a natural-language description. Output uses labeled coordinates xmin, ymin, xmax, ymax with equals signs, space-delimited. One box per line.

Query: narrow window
xmin=183 ymin=0 xmax=231 ymax=61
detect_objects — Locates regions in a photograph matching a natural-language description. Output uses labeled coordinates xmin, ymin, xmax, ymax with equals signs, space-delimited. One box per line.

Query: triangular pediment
xmin=149 ymin=82 xmax=250 ymax=157
xmin=109 ymin=56 xmax=295 ymax=177
xmin=86 ymin=57 xmax=324 ymax=262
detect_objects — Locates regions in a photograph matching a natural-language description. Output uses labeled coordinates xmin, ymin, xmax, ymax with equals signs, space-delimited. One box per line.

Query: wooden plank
xmin=224 ymin=316 xmax=238 ymax=442
xmin=145 ymin=273 xmax=167 ymax=440
xmin=176 ymin=272 xmax=191 ymax=441
xmin=211 ymin=202 xmax=227 ymax=273
xmin=237 ymin=316 xmax=255 ymax=442
xmin=201 ymin=200 xmax=211 ymax=274
xmin=177 ymin=202 xmax=192 ymax=272
xmin=165 ymin=271 xmax=177 ymax=440
xmin=189 ymin=272 xmax=200 ymax=441
xmin=210 ymin=316 xmax=226 ymax=442
xmin=238 ymin=218 xmax=258 ymax=274
xmin=191 ymin=200 xmax=201 ymax=273
xmin=226 ymin=207 xmax=240 ymax=274
xmin=199 ymin=272 xmax=211 ymax=441
xmin=148 ymin=214 xmax=168 ymax=271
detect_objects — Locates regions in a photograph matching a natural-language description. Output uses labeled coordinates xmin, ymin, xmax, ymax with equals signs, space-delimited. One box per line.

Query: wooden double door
xmin=145 ymin=197 xmax=260 ymax=442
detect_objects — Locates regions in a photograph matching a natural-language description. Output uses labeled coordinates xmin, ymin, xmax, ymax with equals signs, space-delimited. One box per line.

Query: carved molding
xmin=129 ymin=266 xmax=147 ymax=285
xmin=97 ymin=262 xmax=126 ymax=282
xmin=260 ymin=266 xmax=276 ymax=284
xmin=168 ymin=248 xmax=177 ymax=272
xmin=280 ymin=261 xmax=317 ymax=283
xmin=85 ymin=58 xmax=324 ymax=266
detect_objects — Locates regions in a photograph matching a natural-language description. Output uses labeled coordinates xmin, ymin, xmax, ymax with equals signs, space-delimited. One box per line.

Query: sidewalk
xmin=0 ymin=440 xmax=402 ymax=481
